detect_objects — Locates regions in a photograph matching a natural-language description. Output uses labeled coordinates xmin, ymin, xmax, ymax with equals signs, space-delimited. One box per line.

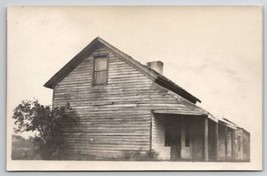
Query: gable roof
xmin=44 ymin=37 xmax=201 ymax=103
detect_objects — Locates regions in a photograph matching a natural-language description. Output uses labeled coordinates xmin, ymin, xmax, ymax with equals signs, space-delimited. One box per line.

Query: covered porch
xmin=151 ymin=112 xmax=235 ymax=161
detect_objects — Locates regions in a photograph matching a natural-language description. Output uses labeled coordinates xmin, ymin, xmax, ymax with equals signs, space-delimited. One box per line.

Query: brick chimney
xmin=146 ymin=61 xmax=164 ymax=75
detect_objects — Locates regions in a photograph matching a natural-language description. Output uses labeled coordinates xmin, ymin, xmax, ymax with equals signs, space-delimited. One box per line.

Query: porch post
xmin=231 ymin=129 xmax=234 ymax=161
xmin=225 ymin=126 xmax=228 ymax=161
xmin=215 ymin=122 xmax=219 ymax=161
xmin=204 ymin=118 xmax=209 ymax=161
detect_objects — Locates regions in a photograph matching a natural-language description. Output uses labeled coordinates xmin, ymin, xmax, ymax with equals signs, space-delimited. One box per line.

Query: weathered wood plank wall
xmin=242 ymin=130 xmax=250 ymax=161
xmin=191 ymin=117 xmax=204 ymax=161
xmin=233 ymin=128 xmax=250 ymax=161
xmin=52 ymin=44 xmax=249 ymax=161
xmin=218 ymin=125 xmax=226 ymax=160
xmin=151 ymin=114 xmax=170 ymax=160
xmin=233 ymin=128 xmax=243 ymax=160
xmin=53 ymin=46 xmax=153 ymax=158
xmin=226 ymin=129 xmax=233 ymax=160
xmin=53 ymin=44 xmax=210 ymax=159
xmin=208 ymin=120 xmax=217 ymax=161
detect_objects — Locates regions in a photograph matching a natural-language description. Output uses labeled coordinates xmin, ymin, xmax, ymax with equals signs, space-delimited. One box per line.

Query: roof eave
xmin=43 ymin=37 xmax=201 ymax=104
xmin=43 ymin=37 xmax=103 ymax=89
xmin=156 ymin=76 xmax=201 ymax=103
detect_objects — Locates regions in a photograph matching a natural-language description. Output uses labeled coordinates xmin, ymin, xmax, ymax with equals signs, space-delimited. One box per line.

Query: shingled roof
xmin=44 ymin=37 xmax=201 ymax=104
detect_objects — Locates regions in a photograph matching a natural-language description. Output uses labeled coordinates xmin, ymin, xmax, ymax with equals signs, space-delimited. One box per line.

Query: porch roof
xmin=218 ymin=118 xmax=238 ymax=129
xmin=152 ymin=109 xmax=206 ymax=116
xmin=152 ymin=110 xmax=218 ymax=123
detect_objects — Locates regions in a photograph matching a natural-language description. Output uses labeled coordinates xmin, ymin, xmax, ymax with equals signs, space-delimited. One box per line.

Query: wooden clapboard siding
xmin=208 ymin=120 xmax=217 ymax=161
xmin=192 ymin=117 xmax=204 ymax=161
xmin=151 ymin=114 xmax=195 ymax=160
xmin=218 ymin=125 xmax=226 ymax=160
xmin=226 ymin=128 xmax=233 ymax=160
xmin=233 ymin=128 xmax=250 ymax=161
xmin=151 ymin=114 xmax=170 ymax=160
xmin=47 ymin=37 xmax=251 ymax=161
xmin=53 ymin=46 xmax=153 ymax=158
xmin=233 ymin=128 xmax=243 ymax=160
xmin=242 ymin=130 xmax=250 ymax=161
xmin=52 ymin=44 xmax=225 ymax=161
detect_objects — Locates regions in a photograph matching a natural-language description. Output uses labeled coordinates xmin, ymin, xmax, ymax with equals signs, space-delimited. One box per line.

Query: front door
xmin=166 ymin=122 xmax=181 ymax=161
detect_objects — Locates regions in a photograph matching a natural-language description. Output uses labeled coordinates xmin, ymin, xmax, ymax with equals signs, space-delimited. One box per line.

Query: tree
xmin=12 ymin=99 xmax=76 ymax=160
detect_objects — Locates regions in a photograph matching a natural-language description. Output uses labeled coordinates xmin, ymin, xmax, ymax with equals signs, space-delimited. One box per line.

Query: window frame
xmin=165 ymin=126 xmax=171 ymax=147
xmin=92 ymin=54 xmax=109 ymax=86
xmin=185 ymin=121 xmax=190 ymax=147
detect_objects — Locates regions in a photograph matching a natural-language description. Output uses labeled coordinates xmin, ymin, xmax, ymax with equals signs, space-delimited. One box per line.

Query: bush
xmin=122 ymin=149 xmax=159 ymax=161
xmin=12 ymin=99 xmax=78 ymax=160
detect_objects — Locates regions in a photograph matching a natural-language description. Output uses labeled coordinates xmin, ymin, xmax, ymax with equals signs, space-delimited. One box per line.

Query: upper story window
xmin=93 ymin=55 xmax=108 ymax=86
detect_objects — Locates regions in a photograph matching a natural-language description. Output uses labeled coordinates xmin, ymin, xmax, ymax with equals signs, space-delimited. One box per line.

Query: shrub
xmin=12 ymin=99 xmax=77 ymax=160
xmin=122 ymin=149 xmax=159 ymax=161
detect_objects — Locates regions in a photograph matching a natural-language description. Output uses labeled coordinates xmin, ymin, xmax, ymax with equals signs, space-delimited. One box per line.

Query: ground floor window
xmin=185 ymin=123 xmax=190 ymax=147
xmin=165 ymin=127 xmax=171 ymax=146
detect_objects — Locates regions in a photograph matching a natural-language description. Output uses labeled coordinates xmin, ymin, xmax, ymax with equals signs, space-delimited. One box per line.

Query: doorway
xmin=165 ymin=119 xmax=181 ymax=161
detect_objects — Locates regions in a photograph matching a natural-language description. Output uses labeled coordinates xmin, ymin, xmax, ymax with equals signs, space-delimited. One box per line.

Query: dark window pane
xmin=165 ymin=126 xmax=171 ymax=146
xmin=185 ymin=124 xmax=190 ymax=147
xmin=95 ymin=57 xmax=107 ymax=71
xmin=94 ymin=71 xmax=107 ymax=85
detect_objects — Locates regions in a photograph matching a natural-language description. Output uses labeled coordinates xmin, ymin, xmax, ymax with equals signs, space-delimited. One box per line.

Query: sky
xmin=7 ymin=6 xmax=262 ymax=165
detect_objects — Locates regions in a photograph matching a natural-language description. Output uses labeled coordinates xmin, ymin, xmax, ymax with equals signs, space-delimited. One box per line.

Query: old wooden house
xmin=44 ymin=37 xmax=250 ymax=161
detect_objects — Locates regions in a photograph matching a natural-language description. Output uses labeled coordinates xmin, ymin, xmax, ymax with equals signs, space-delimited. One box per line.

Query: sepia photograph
xmin=6 ymin=6 xmax=262 ymax=171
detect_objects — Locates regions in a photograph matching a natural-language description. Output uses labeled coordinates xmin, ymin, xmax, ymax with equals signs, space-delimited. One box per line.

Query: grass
xmin=12 ymin=135 xmax=40 ymax=160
